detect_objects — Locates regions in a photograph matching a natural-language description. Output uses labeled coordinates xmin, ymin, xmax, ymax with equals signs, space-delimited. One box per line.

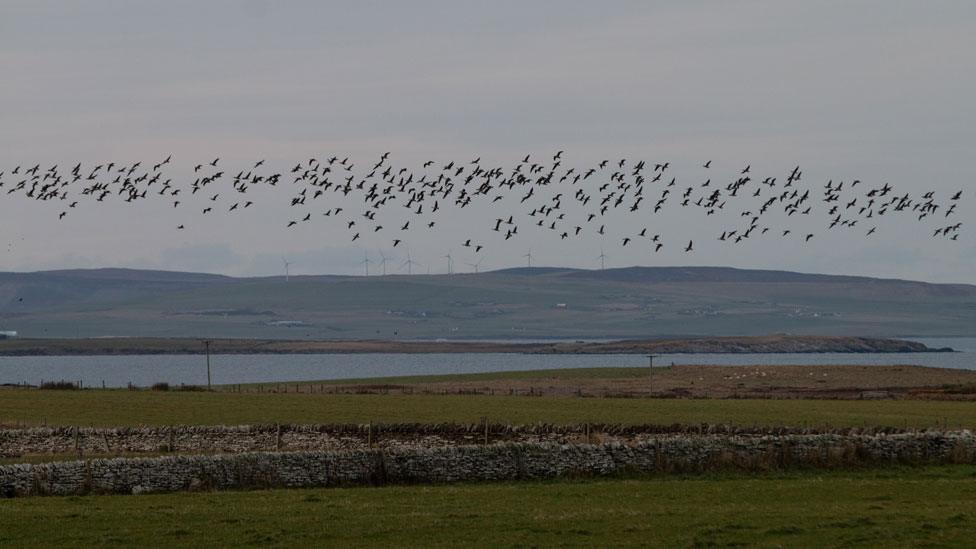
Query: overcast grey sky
xmin=1 ymin=1 xmax=973 ymax=282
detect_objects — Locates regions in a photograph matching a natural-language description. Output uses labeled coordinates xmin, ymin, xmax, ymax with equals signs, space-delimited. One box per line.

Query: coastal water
xmin=0 ymin=337 xmax=972 ymax=388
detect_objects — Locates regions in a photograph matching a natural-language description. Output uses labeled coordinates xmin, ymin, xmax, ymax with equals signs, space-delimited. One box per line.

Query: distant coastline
xmin=0 ymin=335 xmax=952 ymax=357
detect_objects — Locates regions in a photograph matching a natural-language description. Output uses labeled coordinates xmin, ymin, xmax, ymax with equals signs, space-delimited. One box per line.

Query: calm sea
xmin=0 ymin=337 xmax=972 ymax=388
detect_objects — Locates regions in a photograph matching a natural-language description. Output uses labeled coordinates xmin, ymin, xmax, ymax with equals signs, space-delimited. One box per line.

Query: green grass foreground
xmin=1 ymin=389 xmax=974 ymax=429
xmin=0 ymin=467 xmax=973 ymax=547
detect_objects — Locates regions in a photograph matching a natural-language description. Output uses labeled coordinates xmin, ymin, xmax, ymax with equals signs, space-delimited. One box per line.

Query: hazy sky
xmin=1 ymin=1 xmax=974 ymax=282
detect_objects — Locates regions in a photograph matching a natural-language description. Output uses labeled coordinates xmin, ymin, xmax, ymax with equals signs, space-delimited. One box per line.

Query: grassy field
xmin=231 ymin=364 xmax=976 ymax=401
xmin=2 ymin=388 xmax=974 ymax=429
xmin=234 ymin=366 xmax=654 ymax=387
xmin=0 ymin=467 xmax=973 ymax=547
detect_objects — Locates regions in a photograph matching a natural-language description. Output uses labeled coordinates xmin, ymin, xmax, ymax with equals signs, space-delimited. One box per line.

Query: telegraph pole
xmin=204 ymin=340 xmax=212 ymax=391
xmin=646 ymin=354 xmax=658 ymax=375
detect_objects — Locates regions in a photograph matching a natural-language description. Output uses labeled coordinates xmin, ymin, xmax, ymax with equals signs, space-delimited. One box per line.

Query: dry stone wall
xmin=0 ymin=422 xmax=920 ymax=458
xmin=2 ymin=431 xmax=974 ymax=498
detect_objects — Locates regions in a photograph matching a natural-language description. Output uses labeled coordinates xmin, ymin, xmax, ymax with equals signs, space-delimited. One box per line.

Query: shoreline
xmin=0 ymin=335 xmax=953 ymax=356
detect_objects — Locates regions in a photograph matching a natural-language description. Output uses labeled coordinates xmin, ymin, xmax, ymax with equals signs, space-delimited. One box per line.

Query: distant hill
xmin=567 ymin=266 xmax=874 ymax=284
xmin=0 ymin=268 xmax=239 ymax=312
xmin=0 ymin=266 xmax=973 ymax=339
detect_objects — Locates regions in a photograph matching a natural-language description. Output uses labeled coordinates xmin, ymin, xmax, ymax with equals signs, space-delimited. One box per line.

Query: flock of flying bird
xmin=0 ymin=152 xmax=965 ymax=270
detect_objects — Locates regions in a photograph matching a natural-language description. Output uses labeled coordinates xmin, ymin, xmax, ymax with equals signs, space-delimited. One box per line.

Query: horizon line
xmin=0 ymin=264 xmax=972 ymax=287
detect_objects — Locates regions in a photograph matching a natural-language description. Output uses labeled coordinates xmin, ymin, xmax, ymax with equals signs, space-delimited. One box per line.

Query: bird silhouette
xmin=0 ymin=152 xmax=964 ymax=270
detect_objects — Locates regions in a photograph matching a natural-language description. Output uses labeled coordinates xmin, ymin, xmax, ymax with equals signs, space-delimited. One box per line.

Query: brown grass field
xmin=229 ymin=364 xmax=976 ymax=400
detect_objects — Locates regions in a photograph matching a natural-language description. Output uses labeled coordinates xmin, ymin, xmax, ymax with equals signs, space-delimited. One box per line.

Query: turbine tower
xmin=401 ymin=251 xmax=421 ymax=275
xmin=523 ymin=249 xmax=533 ymax=268
xmin=597 ymin=248 xmax=607 ymax=270
xmin=444 ymin=251 xmax=454 ymax=275
xmin=359 ymin=251 xmax=371 ymax=276
xmin=378 ymin=251 xmax=388 ymax=276
xmin=465 ymin=257 xmax=484 ymax=274
xmin=282 ymin=258 xmax=293 ymax=282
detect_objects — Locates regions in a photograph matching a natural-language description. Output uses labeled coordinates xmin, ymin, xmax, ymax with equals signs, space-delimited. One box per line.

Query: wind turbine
xmin=465 ymin=257 xmax=485 ymax=273
xmin=282 ymin=258 xmax=293 ymax=282
xmin=378 ymin=250 xmax=389 ymax=276
xmin=523 ymin=249 xmax=533 ymax=268
xmin=400 ymin=251 xmax=421 ymax=275
xmin=597 ymin=247 xmax=607 ymax=270
xmin=444 ymin=251 xmax=454 ymax=274
xmin=359 ymin=251 xmax=371 ymax=276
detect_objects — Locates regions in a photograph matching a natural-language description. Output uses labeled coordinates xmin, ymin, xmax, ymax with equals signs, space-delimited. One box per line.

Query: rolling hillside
xmin=0 ymin=267 xmax=973 ymax=339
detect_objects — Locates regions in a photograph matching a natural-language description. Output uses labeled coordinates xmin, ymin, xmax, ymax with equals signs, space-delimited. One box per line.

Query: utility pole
xmin=204 ymin=340 xmax=212 ymax=391
xmin=646 ymin=354 xmax=658 ymax=375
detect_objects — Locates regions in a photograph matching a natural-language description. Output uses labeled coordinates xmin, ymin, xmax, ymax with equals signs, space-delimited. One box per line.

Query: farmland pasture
xmin=1 ymin=467 xmax=974 ymax=547
xmin=1 ymin=388 xmax=974 ymax=429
